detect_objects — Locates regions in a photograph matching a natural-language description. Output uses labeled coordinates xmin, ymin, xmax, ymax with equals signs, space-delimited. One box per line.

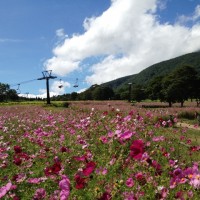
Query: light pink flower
xmin=0 ymin=153 xmax=8 ymax=159
xmin=119 ymin=131 xmax=133 ymax=141
xmin=162 ymin=121 xmax=167 ymax=126
xmin=109 ymin=157 xmax=116 ymax=165
xmin=99 ymin=136 xmax=108 ymax=143
xmin=0 ymin=182 xmax=12 ymax=198
xmin=96 ymin=167 xmax=108 ymax=175
xmin=33 ymin=188 xmax=46 ymax=199
xmin=59 ymin=175 xmax=70 ymax=200
xmin=27 ymin=178 xmax=42 ymax=184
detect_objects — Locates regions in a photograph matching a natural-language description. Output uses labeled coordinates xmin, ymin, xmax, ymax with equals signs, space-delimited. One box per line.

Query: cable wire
xmin=10 ymin=79 xmax=38 ymax=87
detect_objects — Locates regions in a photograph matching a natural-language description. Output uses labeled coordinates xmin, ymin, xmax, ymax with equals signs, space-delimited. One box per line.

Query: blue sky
xmin=0 ymin=0 xmax=200 ymax=98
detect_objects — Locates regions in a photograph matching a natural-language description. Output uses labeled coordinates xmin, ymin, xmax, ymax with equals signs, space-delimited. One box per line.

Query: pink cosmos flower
xmin=14 ymin=146 xmax=22 ymax=154
xmin=130 ymin=140 xmax=145 ymax=160
xmin=0 ymin=153 xmax=8 ymax=159
xmin=108 ymin=131 xmax=114 ymax=138
xmin=152 ymin=136 xmax=165 ymax=142
xmin=13 ymin=152 xmax=30 ymax=166
xmin=99 ymin=136 xmax=108 ymax=143
xmin=187 ymin=190 xmax=193 ymax=198
xmin=73 ymin=155 xmax=86 ymax=161
xmin=60 ymin=146 xmax=70 ymax=153
xmin=175 ymin=191 xmax=184 ymax=199
xmin=169 ymin=168 xmax=185 ymax=188
xmin=96 ymin=167 xmax=108 ymax=175
xmin=135 ymin=172 xmax=146 ymax=185
xmin=119 ymin=131 xmax=133 ymax=141
xmin=33 ymin=188 xmax=46 ymax=199
xmin=98 ymin=191 xmax=112 ymax=200
xmin=12 ymin=173 xmax=26 ymax=183
xmin=0 ymin=182 xmax=12 ymax=198
xmin=27 ymin=178 xmax=42 ymax=184
xmin=190 ymin=174 xmax=200 ymax=188
xmin=123 ymin=115 xmax=131 ymax=122
xmin=109 ymin=157 xmax=116 ymax=165
xmin=185 ymin=164 xmax=200 ymax=189
xmin=126 ymin=177 xmax=134 ymax=188
xmin=74 ymin=173 xmax=87 ymax=189
xmin=156 ymin=186 xmax=169 ymax=199
xmin=60 ymin=134 xmax=65 ymax=142
xmin=44 ymin=161 xmax=62 ymax=176
xmin=151 ymin=160 xmax=162 ymax=175
xmin=173 ymin=117 xmax=178 ymax=123
xmin=123 ymin=191 xmax=136 ymax=200
xmin=59 ymin=175 xmax=70 ymax=200
xmin=169 ymin=159 xmax=177 ymax=167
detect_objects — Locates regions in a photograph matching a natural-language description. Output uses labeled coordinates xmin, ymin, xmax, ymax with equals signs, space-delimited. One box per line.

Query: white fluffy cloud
xmin=44 ymin=0 xmax=200 ymax=85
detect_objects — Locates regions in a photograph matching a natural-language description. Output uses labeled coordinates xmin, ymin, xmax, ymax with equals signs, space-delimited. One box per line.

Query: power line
xmin=10 ymin=78 xmax=38 ymax=87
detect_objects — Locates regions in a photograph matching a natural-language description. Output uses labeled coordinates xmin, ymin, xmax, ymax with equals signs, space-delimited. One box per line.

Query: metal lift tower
xmin=38 ymin=70 xmax=57 ymax=104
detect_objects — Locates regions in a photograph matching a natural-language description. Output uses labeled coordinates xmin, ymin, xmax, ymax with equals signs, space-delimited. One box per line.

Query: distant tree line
xmin=1 ymin=65 xmax=200 ymax=107
xmin=52 ymin=65 xmax=200 ymax=107
xmin=51 ymin=84 xmax=115 ymax=101
xmin=0 ymin=83 xmax=44 ymax=102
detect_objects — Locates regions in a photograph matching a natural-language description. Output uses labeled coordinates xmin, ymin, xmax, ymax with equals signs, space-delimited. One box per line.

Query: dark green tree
xmin=91 ymin=86 xmax=114 ymax=100
xmin=147 ymin=76 xmax=164 ymax=100
xmin=0 ymin=83 xmax=19 ymax=102
xmin=161 ymin=65 xmax=198 ymax=107
xmin=0 ymin=83 xmax=10 ymax=102
xmin=70 ymin=92 xmax=78 ymax=100
xmin=131 ymin=85 xmax=146 ymax=102
xmin=7 ymin=89 xmax=18 ymax=101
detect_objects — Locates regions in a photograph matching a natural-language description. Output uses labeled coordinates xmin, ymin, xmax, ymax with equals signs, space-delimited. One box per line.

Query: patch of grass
xmin=185 ymin=129 xmax=200 ymax=145
xmin=178 ymin=110 xmax=195 ymax=120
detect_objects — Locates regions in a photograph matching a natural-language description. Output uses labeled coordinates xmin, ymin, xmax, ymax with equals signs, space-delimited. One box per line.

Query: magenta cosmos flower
xmin=126 ymin=177 xmax=134 ymax=188
xmin=82 ymin=161 xmax=96 ymax=176
xmin=130 ymin=140 xmax=145 ymax=160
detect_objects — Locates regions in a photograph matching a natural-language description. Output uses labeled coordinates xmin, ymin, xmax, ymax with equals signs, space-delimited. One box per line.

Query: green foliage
xmin=161 ymin=65 xmax=198 ymax=106
xmin=178 ymin=111 xmax=196 ymax=120
xmin=131 ymin=85 xmax=146 ymax=102
xmin=145 ymin=65 xmax=199 ymax=107
xmin=80 ymin=85 xmax=115 ymax=100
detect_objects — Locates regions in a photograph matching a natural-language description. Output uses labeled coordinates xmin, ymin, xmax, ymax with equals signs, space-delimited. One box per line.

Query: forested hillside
xmin=102 ymin=51 xmax=200 ymax=91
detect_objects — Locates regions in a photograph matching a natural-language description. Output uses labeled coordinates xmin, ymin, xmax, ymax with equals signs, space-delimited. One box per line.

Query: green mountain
xmin=102 ymin=51 xmax=200 ymax=91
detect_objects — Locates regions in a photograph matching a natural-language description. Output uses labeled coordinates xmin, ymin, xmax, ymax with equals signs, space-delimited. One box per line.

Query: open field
xmin=0 ymin=101 xmax=200 ymax=199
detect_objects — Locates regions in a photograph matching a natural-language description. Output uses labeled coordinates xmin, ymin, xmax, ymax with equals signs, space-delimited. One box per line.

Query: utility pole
xmin=38 ymin=70 xmax=57 ymax=104
xmin=128 ymin=82 xmax=132 ymax=102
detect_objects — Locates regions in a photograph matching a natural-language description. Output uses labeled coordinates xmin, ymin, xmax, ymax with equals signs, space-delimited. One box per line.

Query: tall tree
xmin=146 ymin=76 xmax=164 ymax=100
xmin=161 ymin=65 xmax=198 ymax=107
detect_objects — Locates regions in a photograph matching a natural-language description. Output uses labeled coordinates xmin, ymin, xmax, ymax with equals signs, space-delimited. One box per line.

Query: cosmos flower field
xmin=0 ymin=102 xmax=199 ymax=199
